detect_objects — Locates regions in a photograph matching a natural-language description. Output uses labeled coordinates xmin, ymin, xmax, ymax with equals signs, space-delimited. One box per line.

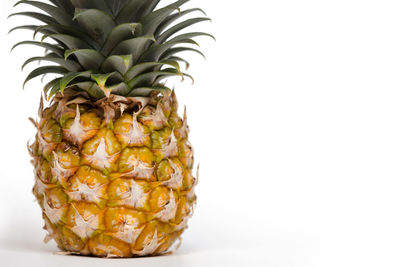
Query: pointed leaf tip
xmin=59 ymin=71 xmax=92 ymax=93
xmin=91 ymin=72 xmax=117 ymax=97
xmin=23 ymin=66 xmax=67 ymax=89
xmin=64 ymin=48 xmax=79 ymax=60
xmin=13 ymin=1 xmax=23 ymax=8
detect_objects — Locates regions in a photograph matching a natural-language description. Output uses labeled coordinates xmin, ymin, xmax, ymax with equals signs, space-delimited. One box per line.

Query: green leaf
xmin=34 ymin=24 xmax=96 ymax=47
xmin=65 ymin=49 xmax=105 ymax=70
xmin=169 ymin=32 xmax=215 ymax=43
xmin=125 ymin=62 xmax=164 ymax=81
xmin=116 ymin=0 xmax=160 ymax=23
xmin=102 ymin=55 xmax=132 ymax=74
xmin=140 ymin=0 xmax=190 ymax=35
xmin=159 ymin=60 xmax=181 ymax=72
xmin=110 ymin=35 xmax=155 ymax=63
xmin=167 ymin=56 xmax=190 ymax=70
xmin=161 ymin=47 xmax=205 ymax=60
xmin=127 ymin=69 xmax=183 ymax=88
xmin=42 ymin=34 xmax=92 ymax=50
xmin=14 ymin=1 xmax=74 ymax=26
xmin=23 ymin=66 xmax=67 ymax=88
xmin=11 ymin=41 xmax=64 ymax=57
xmin=139 ymin=39 xmax=198 ymax=62
xmin=106 ymin=0 xmax=130 ymax=16
xmin=48 ymin=81 xmax=61 ymax=98
xmin=71 ymin=0 xmax=112 ymax=12
xmin=22 ymin=55 xmax=81 ymax=72
xmin=43 ymin=77 xmax=61 ymax=96
xmin=157 ymin=18 xmax=211 ymax=43
xmin=108 ymin=82 xmax=130 ymax=96
xmin=91 ymin=72 xmax=116 ymax=86
xmin=125 ymin=60 xmax=181 ymax=81
xmin=154 ymin=68 xmax=194 ymax=84
xmin=128 ymin=85 xmax=169 ymax=97
xmin=66 ymin=81 xmax=105 ymax=99
xmin=73 ymin=8 xmax=116 ymax=44
xmin=101 ymin=23 xmax=142 ymax=55
xmin=49 ymin=0 xmax=75 ymax=16
xmin=8 ymin=25 xmax=51 ymax=36
xmin=155 ymin=8 xmax=207 ymax=37
xmin=70 ymin=81 xmax=93 ymax=91
xmin=59 ymin=71 xmax=92 ymax=93
xmin=50 ymin=80 xmax=105 ymax=99
xmin=8 ymin=12 xmax=57 ymax=25
xmin=91 ymin=72 xmax=118 ymax=97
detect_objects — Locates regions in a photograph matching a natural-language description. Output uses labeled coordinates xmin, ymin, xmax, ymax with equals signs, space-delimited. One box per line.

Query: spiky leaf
xmin=157 ymin=18 xmax=211 ymax=43
xmin=12 ymin=41 xmax=64 ymax=57
xmin=49 ymin=0 xmax=75 ymax=16
xmin=116 ymin=0 xmax=160 ymax=23
xmin=161 ymin=47 xmax=205 ymax=60
xmin=43 ymin=34 xmax=92 ymax=50
xmin=106 ymin=0 xmax=130 ymax=16
xmin=34 ymin=24 xmax=95 ymax=45
xmin=22 ymin=55 xmax=81 ymax=72
xmin=71 ymin=0 xmax=111 ymax=12
xmin=155 ymin=8 xmax=207 ymax=36
xmin=139 ymin=0 xmax=189 ymax=35
xmin=8 ymin=25 xmax=53 ymax=36
xmin=14 ymin=1 xmax=73 ymax=26
xmin=11 ymin=0 xmax=212 ymax=100
xmin=59 ymin=71 xmax=92 ymax=93
xmin=101 ymin=23 xmax=142 ymax=55
xmin=8 ymin=12 xmax=57 ymax=24
xmin=109 ymin=82 xmax=130 ymax=95
xmin=139 ymin=39 xmax=199 ymax=62
xmin=24 ymin=66 xmax=67 ymax=87
xmin=128 ymin=85 xmax=169 ymax=97
xmin=125 ymin=60 xmax=180 ymax=81
xmin=91 ymin=72 xmax=118 ymax=97
xmin=111 ymin=35 xmax=156 ymax=63
xmin=44 ymin=77 xmax=61 ymax=95
xmin=69 ymin=81 xmax=105 ymax=98
xmin=102 ymin=55 xmax=132 ymax=74
xmin=127 ymin=69 xmax=183 ymax=88
xmin=73 ymin=8 xmax=116 ymax=44
xmin=65 ymin=49 xmax=105 ymax=70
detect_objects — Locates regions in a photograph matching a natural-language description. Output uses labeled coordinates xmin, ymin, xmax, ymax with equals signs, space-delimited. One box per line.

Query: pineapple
xmin=10 ymin=0 xmax=212 ymax=257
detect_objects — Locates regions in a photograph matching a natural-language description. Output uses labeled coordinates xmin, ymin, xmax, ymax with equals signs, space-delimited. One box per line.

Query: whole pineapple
xmin=10 ymin=0 xmax=212 ymax=257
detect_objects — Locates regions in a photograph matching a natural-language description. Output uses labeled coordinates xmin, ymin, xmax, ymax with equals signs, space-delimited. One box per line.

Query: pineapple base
xmin=29 ymin=90 xmax=196 ymax=257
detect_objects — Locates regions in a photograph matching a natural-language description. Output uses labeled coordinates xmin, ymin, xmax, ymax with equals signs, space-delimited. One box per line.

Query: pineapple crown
xmin=10 ymin=0 xmax=213 ymax=100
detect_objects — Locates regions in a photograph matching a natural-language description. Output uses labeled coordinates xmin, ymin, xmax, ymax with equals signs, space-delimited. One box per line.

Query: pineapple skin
xmin=29 ymin=91 xmax=196 ymax=257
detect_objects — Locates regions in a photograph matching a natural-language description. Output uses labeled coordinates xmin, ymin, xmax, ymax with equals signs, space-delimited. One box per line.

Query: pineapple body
xmin=10 ymin=0 xmax=211 ymax=257
xmin=30 ymin=91 xmax=196 ymax=257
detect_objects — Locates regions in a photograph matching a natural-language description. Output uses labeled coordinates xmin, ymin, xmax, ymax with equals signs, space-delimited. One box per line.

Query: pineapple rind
xmin=31 ymin=90 xmax=196 ymax=257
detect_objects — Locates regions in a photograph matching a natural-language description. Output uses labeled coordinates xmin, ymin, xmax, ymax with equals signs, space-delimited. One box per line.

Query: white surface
xmin=2 ymin=0 xmax=400 ymax=266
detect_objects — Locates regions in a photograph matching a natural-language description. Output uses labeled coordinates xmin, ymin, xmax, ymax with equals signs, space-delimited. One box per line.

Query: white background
xmin=1 ymin=0 xmax=400 ymax=266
